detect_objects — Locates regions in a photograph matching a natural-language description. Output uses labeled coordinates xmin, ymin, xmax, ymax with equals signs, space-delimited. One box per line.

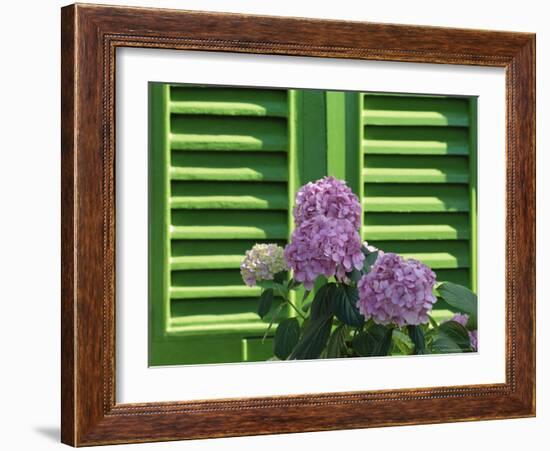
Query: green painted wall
xmin=149 ymin=84 xmax=478 ymax=365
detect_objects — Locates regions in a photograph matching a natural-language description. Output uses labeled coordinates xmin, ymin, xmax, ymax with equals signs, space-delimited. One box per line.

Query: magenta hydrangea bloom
xmin=446 ymin=313 xmax=478 ymax=351
xmin=449 ymin=313 xmax=469 ymax=327
xmin=469 ymin=330 xmax=478 ymax=351
xmin=356 ymin=253 xmax=437 ymax=326
xmin=240 ymin=243 xmax=287 ymax=287
xmin=293 ymin=176 xmax=361 ymax=229
xmin=284 ymin=216 xmax=364 ymax=290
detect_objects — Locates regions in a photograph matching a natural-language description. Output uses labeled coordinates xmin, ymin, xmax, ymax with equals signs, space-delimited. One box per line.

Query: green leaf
xmin=349 ymin=269 xmax=362 ymax=283
xmin=301 ymin=290 xmax=312 ymax=311
xmin=310 ymin=283 xmax=336 ymax=321
xmin=334 ymin=284 xmax=364 ymax=327
xmin=363 ymin=250 xmax=379 ymax=273
xmin=428 ymin=315 xmax=439 ymax=328
xmin=289 ymin=316 xmax=333 ymax=360
xmin=407 ymin=325 xmax=427 ymax=355
xmin=261 ymin=302 xmax=285 ymax=342
xmin=257 ymin=288 xmax=274 ymax=319
xmin=326 ymin=324 xmax=348 ymax=358
xmin=437 ymin=282 xmax=478 ymax=329
xmin=352 ymin=324 xmax=393 ymax=357
xmin=287 ymin=278 xmax=301 ymax=290
xmin=392 ymin=329 xmax=414 ymax=355
xmin=431 ymin=321 xmax=471 ymax=353
xmin=273 ymin=271 xmax=287 ymax=284
xmin=273 ymin=317 xmax=301 ymax=360
xmin=257 ymin=280 xmax=276 ymax=290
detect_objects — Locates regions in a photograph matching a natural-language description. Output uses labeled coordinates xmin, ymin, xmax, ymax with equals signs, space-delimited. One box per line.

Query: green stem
xmin=286 ymin=299 xmax=306 ymax=320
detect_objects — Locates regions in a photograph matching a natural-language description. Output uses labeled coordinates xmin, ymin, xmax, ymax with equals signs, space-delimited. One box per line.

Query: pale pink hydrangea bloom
xmin=284 ymin=216 xmax=364 ymax=290
xmin=293 ymin=176 xmax=362 ymax=229
xmin=240 ymin=243 xmax=287 ymax=287
xmin=357 ymin=253 xmax=437 ymax=326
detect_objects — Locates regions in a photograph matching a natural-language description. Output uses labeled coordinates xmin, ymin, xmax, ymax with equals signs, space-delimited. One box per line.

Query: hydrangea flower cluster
xmin=293 ymin=176 xmax=362 ymax=229
xmin=356 ymin=253 xmax=437 ymax=327
xmin=447 ymin=313 xmax=478 ymax=351
xmin=240 ymin=243 xmax=287 ymax=287
xmin=284 ymin=177 xmax=364 ymax=290
xmin=284 ymin=215 xmax=364 ymax=290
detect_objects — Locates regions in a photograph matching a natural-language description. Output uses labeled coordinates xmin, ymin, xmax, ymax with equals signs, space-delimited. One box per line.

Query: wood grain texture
xmin=61 ymin=3 xmax=536 ymax=446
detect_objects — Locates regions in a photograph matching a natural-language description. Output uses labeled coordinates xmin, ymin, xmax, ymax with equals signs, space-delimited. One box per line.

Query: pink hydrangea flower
xmin=469 ymin=330 xmax=478 ymax=351
xmin=446 ymin=313 xmax=478 ymax=351
xmin=357 ymin=253 xmax=437 ymax=326
xmin=293 ymin=176 xmax=361 ymax=229
xmin=449 ymin=313 xmax=469 ymax=327
xmin=284 ymin=216 xmax=364 ymax=290
xmin=240 ymin=243 xmax=287 ymax=287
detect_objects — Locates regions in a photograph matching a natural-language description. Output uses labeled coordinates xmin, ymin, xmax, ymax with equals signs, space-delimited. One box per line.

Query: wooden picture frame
xmin=61 ymin=3 xmax=536 ymax=446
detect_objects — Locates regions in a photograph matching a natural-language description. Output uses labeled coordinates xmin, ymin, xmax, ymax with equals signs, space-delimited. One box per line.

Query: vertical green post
xmin=301 ymin=90 xmax=327 ymax=183
xmin=358 ymin=93 xmax=365 ymax=238
xmin=325 ymin=91 xmax=361 ymax=194
xmin=345 ymin=92 xmax=361 ymax=196
xmin=287 ymin=89 xmax=299 ymax=311
xmin=468 ymin=97 xmax=478 ymax=293
xmin=326 ymin=91 xmax=346 ymax=180
xmin=149 ymin=83 xmax=171 ymax=360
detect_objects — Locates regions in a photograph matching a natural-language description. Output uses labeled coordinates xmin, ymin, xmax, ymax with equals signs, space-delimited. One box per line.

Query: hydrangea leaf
xmin=362 ymin=250 xmax=379 ymax=273
xmin=431 ymin=321 xmax=471 ymax=353
xmin=257 ymin=288 xmax=274 ymax=319
xmin=392 ymin=329 xmax=414 ymax=355
xmin=310 ymin=283 xmax=337 ymax=321
xmin=289 ymin=316 xmax=333 ymax=360
xmin=437 ymin=282 xmax=478 ymax=329
xmin=326 ymin=324 xmax=348 ymax=358
xmin=334 ymin=284 xmax=364 ymax=327
xmin=273 ymin=318 xmax=301 ymax=360
xmin=352 ymin=325 xmax=393 ymax=357
xmin=407 ymin=325 xmax=427 ymax=355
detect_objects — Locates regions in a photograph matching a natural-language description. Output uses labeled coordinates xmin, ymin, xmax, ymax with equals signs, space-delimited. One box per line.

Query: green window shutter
xmin=360 ymin=94 xmax=478 ymax=310
xmin=149 ymin=84 xmax=296 ymax=366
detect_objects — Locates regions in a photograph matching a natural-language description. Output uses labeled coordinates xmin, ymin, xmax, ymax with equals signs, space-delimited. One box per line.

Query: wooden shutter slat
xmin=362 ymin=196 xmax=469 ymax=212
xmin=363 ymin=125 xmax=469 ymax=155
xmin=170 ymin=286 xmax=261 ymax=299
xmin=170 ymin=194 xmax=288 ymax=210
xmin=363 ymin=95 xmax=470 ymax=126
xmin=169 ymin=255 xmax=244 ymax=270
xmin=170 ymin=224 xmax=288 ymax=240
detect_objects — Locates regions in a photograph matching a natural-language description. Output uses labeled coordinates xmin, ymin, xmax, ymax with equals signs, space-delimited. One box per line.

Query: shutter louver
xmin=150 ymin=85 xmax=292 ymax=365
xmin=361 ymin=94 xmax=477 ymax=295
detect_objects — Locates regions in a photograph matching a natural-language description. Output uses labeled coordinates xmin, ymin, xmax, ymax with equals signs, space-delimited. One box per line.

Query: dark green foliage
xmin=273 ymin=318 xmax=301 ymax=360
xmin=334 ymin=284 xmax=364 ymax=327
xmin=408 ymin=325 xmax=427 ymax=354
xmin=431 ymin=320 xmax=471 ymax=353
xmin=352 ymin=324 xmax=393 ymax=357
xmin=437 ymin=282 xmax=478 ymax=329
xmin=326 ymin=325 xmax=348 ymax=358
xmin=257 ymin=288 xmax=274 ymax=319
xmin=290 ymin=316 xmax=333 ymax=360
xmin=310 ymin=283 xmax=337 ymax=320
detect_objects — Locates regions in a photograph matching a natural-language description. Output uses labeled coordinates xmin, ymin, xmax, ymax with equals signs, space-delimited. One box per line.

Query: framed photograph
xmin=61 ymin=3 xmax=536 ymax=446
